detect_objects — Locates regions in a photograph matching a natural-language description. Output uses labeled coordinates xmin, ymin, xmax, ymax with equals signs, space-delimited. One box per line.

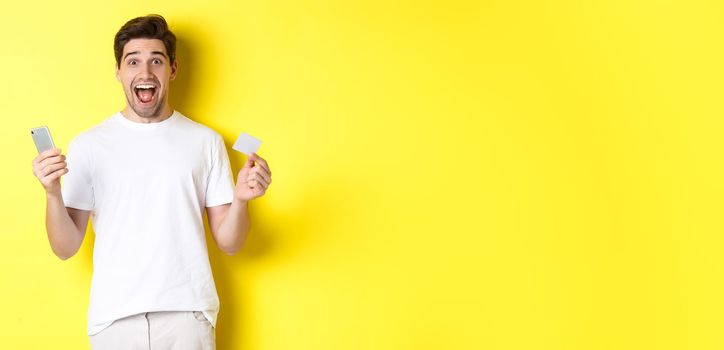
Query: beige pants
xmin=89 ymin=311 xmax=215 ymax=350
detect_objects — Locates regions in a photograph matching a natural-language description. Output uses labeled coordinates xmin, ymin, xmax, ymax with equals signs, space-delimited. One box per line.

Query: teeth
xmin=135 ymin=84 xmax=155 ymax=89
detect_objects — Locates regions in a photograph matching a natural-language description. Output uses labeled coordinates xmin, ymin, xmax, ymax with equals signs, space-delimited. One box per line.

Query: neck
xmin=121 ymin=104 xmax=174 ymax=123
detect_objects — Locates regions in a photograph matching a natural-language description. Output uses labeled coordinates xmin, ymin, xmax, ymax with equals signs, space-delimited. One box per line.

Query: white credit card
xmin=232 ymin=132 xmax=262 ymax=155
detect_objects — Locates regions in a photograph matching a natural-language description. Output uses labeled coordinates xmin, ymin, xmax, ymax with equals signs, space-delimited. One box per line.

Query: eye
xmin=128 ymin=59 xmax=137 ymax=66
xmin=152 ymin=58 xmax=162 ymax=64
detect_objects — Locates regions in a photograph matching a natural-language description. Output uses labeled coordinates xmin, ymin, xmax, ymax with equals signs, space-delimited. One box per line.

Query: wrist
xmin=46 ymin=189 xmax=62 ymax=200
xmin=233 ymin=197 xmax=249 ymax=206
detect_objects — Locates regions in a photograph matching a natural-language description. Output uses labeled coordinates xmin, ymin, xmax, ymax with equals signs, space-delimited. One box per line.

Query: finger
xmin=39 ymin=148 xmax=62 ymax=159
xmin=38 ymin=155 xmax=66 ymax=170
xmin=251 ymin=153 xmax=270 ymax=174
xmin=44 ymin=168 xmax=69 ymax=183
xmin=35 ymin=163 xmax=50 ymax=178
xmin=250 ymin=167 xmax=271 ymax=184
xmin=33 ymin=149 xmax=63 ymax=166
xmin=249 ymin=176 xmax=269 ymax=190
xmin=41 ymin=162 xmax=67 ymax=177
xmin=246 ymin=174 xmax=260 ymax=186
xmin=245 ymin=154 xmax=260 ymax=171
xmin=248 ymin=171 xmax=270 ymax=187
xmin=246 ymin=178 xmax=260 ymax=190
xmin=252 ymin=173 xmax=269 ymax=189
xmin=36 ymin=148 xmax=61 ymax=164
xmin=35 ymin=155 xmax=63 ymax=172
xmin=42 ymin=168 xmax=68 ymax=186
xmin=242 ymin=156 xmax=255 ymax=169
xmin=249 ymin=179 xmax=267 ymax=193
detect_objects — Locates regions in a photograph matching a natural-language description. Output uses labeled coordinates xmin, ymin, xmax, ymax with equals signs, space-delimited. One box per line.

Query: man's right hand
xmin=32 ymin=148 xmax=68 ymax=195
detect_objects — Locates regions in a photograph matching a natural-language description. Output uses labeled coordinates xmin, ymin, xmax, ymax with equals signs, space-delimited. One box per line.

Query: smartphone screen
xmin=31 ymin=126 xmax=55 ymax=154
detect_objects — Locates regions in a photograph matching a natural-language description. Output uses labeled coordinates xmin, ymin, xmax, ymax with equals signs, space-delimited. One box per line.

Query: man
xmin=31 ymin=14 xmax=271 ymax=349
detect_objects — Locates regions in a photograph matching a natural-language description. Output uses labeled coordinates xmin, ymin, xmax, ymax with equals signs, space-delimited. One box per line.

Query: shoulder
xmin=173 ymin=111 xmax=226 ymax=144
xmin=68 ymin=113 xmax=118 ymax=149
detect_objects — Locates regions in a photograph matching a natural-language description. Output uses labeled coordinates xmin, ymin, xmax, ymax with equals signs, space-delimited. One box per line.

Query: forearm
xmin=214 ymin=199 xmax=251 ymax=255
xmin=45 ymin=192 xmax=84 ymax=260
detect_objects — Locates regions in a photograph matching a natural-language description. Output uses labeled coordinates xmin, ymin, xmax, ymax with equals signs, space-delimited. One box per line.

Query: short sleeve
xmin=61 ymin=137 xmax=94 ymax=210
xmin=205 ymin=134 xmax=235 ymax=207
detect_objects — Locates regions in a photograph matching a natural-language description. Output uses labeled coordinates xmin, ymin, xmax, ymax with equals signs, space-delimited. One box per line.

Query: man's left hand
xmin=235 ymin=153 xmax=271 ymax=201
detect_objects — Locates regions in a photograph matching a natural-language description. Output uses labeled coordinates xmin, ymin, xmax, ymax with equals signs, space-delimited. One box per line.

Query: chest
xmin=91 ymin=133 xmax=211 ymax=190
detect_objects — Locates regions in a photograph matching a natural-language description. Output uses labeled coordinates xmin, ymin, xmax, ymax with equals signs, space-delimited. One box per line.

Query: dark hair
xmin=114 ymin=14 xmax=176 ymax=68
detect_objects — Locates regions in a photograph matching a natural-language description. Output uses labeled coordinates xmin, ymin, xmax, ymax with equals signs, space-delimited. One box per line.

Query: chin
xmin=130 ymin=103 xmax=160 ymax=118
xmin=126 ymin=92 xmax=166 ymax=118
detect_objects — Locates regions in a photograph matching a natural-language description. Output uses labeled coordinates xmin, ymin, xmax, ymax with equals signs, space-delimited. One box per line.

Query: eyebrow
xmin=123 ymin=51 xmax=168 ymax=61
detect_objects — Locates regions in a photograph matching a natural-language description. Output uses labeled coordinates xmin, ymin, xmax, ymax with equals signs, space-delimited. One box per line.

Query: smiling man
xmin=31 ymin=15 xmax=271 ymax=350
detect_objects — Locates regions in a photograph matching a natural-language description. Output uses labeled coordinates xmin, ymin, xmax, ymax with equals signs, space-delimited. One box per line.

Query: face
xmin=116 ymin=38 xmax=177 ymax=119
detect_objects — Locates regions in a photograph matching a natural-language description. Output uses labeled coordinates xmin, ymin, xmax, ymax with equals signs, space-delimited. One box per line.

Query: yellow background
xmin=1 ymin=0 xmax=723 ymax=349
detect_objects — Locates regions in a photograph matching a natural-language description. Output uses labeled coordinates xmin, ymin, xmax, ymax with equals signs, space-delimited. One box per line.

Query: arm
xmin=33 ymin=148 xmax=90 ymax=260
xmin=207 ymin=201 xmax=249 ymax=255
xmin=207 ymin=153 xmax=271 ymax=256
xmin=46 ymin=194 xmax=90 ymax=260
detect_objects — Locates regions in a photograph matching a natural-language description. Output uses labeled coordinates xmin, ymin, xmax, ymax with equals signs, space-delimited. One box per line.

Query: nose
xmin=138 ymin=62 xmax=153 ymax=78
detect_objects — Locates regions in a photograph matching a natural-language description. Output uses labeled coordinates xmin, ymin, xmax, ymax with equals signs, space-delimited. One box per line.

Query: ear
xmin=115 ymin=63 xmax=120 ymax=82
xmin=170 ymin=59 xmax=178 ymax=81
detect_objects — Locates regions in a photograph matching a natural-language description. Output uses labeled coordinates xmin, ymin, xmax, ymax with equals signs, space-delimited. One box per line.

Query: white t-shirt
xmin=61 ymin=110 xmax=235 ymax=336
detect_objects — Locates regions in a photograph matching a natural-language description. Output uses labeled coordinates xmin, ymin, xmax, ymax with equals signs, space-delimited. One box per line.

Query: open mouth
xmin=134 ymin=83 xmax=157 ymax=104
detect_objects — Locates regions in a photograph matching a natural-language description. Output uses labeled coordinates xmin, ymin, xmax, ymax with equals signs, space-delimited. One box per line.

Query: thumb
xmin=243 ymin=156 xmax=255 ymax=169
